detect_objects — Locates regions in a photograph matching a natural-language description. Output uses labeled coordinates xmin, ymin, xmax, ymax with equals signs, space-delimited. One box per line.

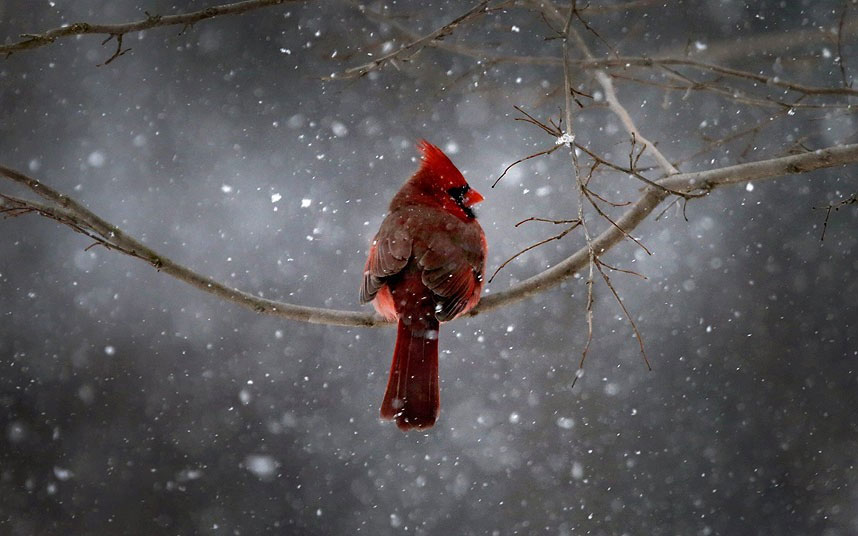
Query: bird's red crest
xmin=416 ymin=140 xmax=467 ymax=189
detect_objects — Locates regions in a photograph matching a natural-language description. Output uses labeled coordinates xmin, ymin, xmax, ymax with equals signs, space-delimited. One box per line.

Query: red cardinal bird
xmin=361 ymin=141 xmax=487 ymax=431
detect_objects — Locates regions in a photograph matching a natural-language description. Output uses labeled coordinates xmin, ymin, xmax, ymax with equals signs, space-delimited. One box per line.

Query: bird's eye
xmin=447 ymin=185 xmax=469 ymax=201
xmin=446 ymin=185 xmax=476 ymax=219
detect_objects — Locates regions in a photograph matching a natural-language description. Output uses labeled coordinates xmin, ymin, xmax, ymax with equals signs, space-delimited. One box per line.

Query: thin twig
xmin=654 ymin=196 xmax=683 ymax=222
xmin=569 ymin=0 xmax=664 ymax=13
xmin=330 ymin=1 xmax=491 ymax=79
xmin=488 ymin=221 xmax=581 ymax=283
xmin=597 ymin=259 xmax=647 ymax=279
xmin=593 ymin=258 xmax=650 ymax=370
xmin=837 ymin=0 xmax=852 ymax=88
xmin=608 ymin=57 xmax=858 ymax=98
xmin=673 ymin=112 xmax=789 ymax=168
xmin=815 ymin=192 xmax=858 ymax=241
xmin=653 ymin=64 xmax=852 ymax=111
xmin=635 ymin=57 xmax=858 ymax=97
xmin=513 ymin=105 xmax=563 ymax=136
xmin=97 ymin=34 xmax=130 ymax=66
xmin=493 ymin=145 xmax=562 ymax=187
xmin=570 ymin=253 xmax=595 ymax=390
xmin=584 ymin=186 xmax=631 ymax=208
xmin=582 ymin=187 xmax=652 ymax=255
xmin=571 ymin=1 xmax=617 ymax=57
xmin=573 ymin=142 xmax=696 ymax=198
xmin=1 ymin=0 xmax=296 ymax=58
xmin=515 ymin=217 xmax=581 ymax=227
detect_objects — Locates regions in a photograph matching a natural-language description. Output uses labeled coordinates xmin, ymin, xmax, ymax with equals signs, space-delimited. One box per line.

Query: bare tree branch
xmin=2 ymin=146 xmax=857 ymax=327
xmin=355 ymin=2 xmax=858 ymax=102
xmin=329 ymin=0 xmax=492 ymax=79
xmin=0 ymin=164 xmax=379 ymax=328
xmin=815 ymin=192 xmax=858 ymax=241
xmin=355 ymin=13 xmax=858 ymax=101
xmin=593 ymin=256 xmax=650 ymax=369
xmin=0 ymin=0 xmax=298 ymax=57
xmin=469 ymin=143 xmax=858 ymax=316
xmin=617 ymin=57 xmax=858 ymax=97
xmin=837 ymin=0 xmax=853 ymax=88
xmin=488 ymin=220 xmax=580 ymax=283
xmin=560 ymin=0 xmax=665 ymax=14
xmin=533 ymin=0 xmax=681 ymax=176
xmin=679 ymin=17 xmax=858 ymax=65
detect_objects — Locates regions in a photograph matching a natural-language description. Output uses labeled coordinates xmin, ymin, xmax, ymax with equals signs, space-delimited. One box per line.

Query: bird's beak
xmin=464 ymin=188 xmax=484 ymax=207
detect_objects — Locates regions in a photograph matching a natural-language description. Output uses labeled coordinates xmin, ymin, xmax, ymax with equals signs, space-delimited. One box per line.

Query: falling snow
xmin=87 ymin=150 xmax=106 ymax=168
xmin=1 ymin=3 xmax=855 ymax=535
xmin=245 ymin=455 xmax=279 ymax=480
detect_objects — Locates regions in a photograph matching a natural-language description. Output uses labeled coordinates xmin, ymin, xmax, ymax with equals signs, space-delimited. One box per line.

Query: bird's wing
xmin=418 ymin=225 xmax=485 ymax=322
xmin=360 ymin=218 xmax=412 ymax=304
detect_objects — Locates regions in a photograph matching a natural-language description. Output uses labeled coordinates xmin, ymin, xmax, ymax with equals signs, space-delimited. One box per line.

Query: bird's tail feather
xmin=380 ymin=318 xmax=440 ymax=431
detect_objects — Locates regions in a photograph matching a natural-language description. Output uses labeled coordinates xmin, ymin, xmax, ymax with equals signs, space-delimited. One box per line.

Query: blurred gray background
xmin=1 ymin=1 xmax=857 ymax=534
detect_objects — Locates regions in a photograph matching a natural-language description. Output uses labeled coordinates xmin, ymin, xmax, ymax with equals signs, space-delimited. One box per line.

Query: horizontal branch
xmin=0 ymin=164 xmax=377 ymax=328
xmin=610 ymin=57 xmax=858 ymax=97
xmin=355 ymin=15 xmax=858 ymax=100
xmin=686 ymin=17 xmax=858 ymax=65
xmin=571 ymin=0 xmax=664 ymax=14
xmin=468 ymin=143 xmax=858 ymax=316
xmin=3 ymin=145 xmax=857 ymax=327
xmin=0 ymin=0 xmax=295 ymax=56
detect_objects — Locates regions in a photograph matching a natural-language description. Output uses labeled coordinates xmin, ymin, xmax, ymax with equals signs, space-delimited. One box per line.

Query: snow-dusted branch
xmin=3 ymin=145 xmax=857 ymax=327
xmin=0 ymin=0 xmax=296 ymax=58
